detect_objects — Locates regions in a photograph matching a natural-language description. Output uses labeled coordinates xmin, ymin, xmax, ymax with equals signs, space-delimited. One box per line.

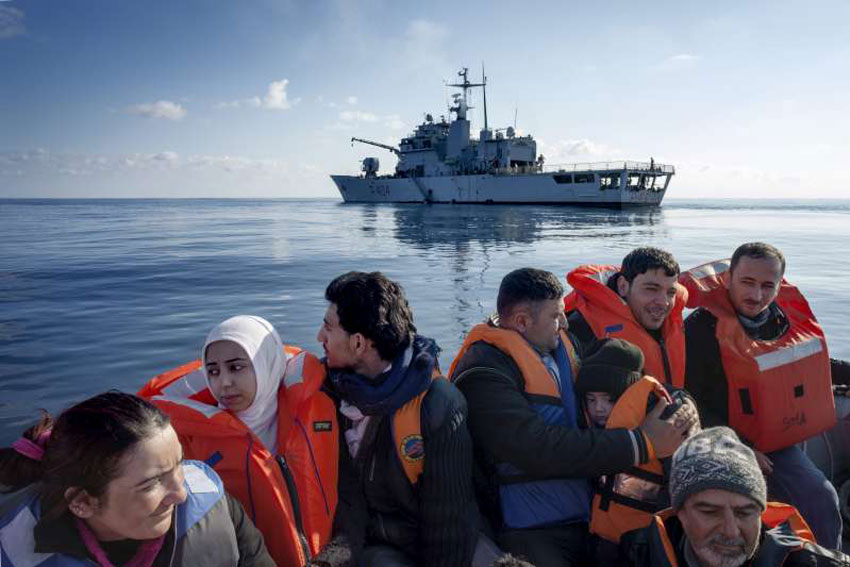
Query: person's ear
xmin=65 ymin=487 xmax=98 ymax=519
xmin=513 ymin=310 xmax=531 ymax=334
xmin=350 ymin=332 xmax=375 ymax=357
xmin=349 ymin=332 xmax=364 ymax=355
xmin=616 ymin=275 xmax=630 ymax=298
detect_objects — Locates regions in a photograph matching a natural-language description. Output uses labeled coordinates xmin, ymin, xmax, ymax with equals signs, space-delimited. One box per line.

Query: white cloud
xmin=126 ymin=100 xmax=187 ymax=121
xmin=0 ymin=5 xmax=25 ymax=39
xmin=538 ymin=138 xmax=620 ymax=164
xmin=152 ymin=151 xmax=179 ymax=164
xmin=264 ymin=79 xmax=294 ymax=109
xmin=346 ymin=96 xmax=358 ymax=105
xmin=654 ymin=53 xmax=701 ymax=71
xmin=0 ymin=149 xmax=314 ymax=197
xmin=1 ymin=149 xmax=289 ymax=177
xmin=215 ymin=80 xmax=300 ymax=111
xmin=339 ymin=110 xmax=378 ymax=122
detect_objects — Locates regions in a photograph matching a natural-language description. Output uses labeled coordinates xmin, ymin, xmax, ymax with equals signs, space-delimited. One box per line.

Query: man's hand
xmin=641 ymin=399 xmax=699 ymax=458
xmin=680 ymin=397 xmax=702 ymax=437
xmin=754 ymin=449 xmax=774 ymax=474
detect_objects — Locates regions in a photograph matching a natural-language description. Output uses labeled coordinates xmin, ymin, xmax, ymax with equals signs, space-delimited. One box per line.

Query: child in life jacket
xmin=577 ymin=338 xmax=646 ymax=430
xmin=575 ymin=338 xmax=687 ymax=566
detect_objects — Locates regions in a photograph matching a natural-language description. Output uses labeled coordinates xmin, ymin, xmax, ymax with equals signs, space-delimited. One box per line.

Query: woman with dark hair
xmin=0 ymin=391 xmax=276 ymax=567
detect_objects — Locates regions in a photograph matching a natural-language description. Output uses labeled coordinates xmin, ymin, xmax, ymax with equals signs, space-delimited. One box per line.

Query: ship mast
xmin=481 ymin=63 xmax=488 ymax=132
xmin=447 ymin=67 xmax=486 ymax=123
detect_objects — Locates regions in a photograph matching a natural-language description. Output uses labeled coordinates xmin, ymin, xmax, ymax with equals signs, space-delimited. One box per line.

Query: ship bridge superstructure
xmin=353 ymin=67 xmax=539 ymax=179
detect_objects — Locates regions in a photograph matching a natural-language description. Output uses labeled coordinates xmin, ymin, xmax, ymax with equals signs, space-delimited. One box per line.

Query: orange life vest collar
xmin=647 ymin=502 xmax=814 ymax=567
xmin=565 ymin=264 xmax=687 ymax=387
xmin=680 ymin=260 xmax=835 ymax=452
xmin=448 ymin=322 xmax=579 ymax=398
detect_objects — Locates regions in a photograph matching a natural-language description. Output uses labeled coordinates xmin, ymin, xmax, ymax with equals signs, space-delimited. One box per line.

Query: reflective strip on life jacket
xmin=681 ymin=260 xmax=835 ymax=452
xmin=755 ymin=337 xmax=823 ymax=371
xmin=590 ymin=376 xmax=667 ymax=543
xmin=762 ymin=501 xmax=815 ymax=543
xmin=155 ymin=394 xmax=224 ymax=419
xmin=686 ymin=259 xmax=731 ymax=283
xmin=564 ymin=264 xmax=687 ymax=388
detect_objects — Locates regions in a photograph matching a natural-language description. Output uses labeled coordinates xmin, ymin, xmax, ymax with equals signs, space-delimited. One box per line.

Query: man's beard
xmin=691 ymin=535 xmax=756 ymax=567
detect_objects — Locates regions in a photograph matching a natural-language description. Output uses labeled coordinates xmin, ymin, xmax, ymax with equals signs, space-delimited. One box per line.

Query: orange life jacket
xmin=646 ymin=503 xmax=814 ymax=567
xmin=589 ymin=375 xmax=668 ymax=543
xmin=564 ymin=264 xmax=687 ymax=388
xmin=138 ymin=346 xmax=338 ymax=567
xmin=680 ymin=260 xmax=835 ymax=452
xmin=448 ymin=324 xmax=579 ymax=398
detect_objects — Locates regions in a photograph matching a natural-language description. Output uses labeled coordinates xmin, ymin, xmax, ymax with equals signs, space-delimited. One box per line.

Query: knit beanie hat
xmin=575 ymin=338 xmax=644 ymax=400
xmin=669 ymin=426 xmax=767 ymax=510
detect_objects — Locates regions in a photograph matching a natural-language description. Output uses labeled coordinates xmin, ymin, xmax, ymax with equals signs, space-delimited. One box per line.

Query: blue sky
xmin=1 ymin=0 xmax=848 ymax=198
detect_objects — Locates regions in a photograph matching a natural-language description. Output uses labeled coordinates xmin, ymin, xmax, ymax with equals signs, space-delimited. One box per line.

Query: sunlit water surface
xmin=1 ymin=198 xmax=848 ymax=444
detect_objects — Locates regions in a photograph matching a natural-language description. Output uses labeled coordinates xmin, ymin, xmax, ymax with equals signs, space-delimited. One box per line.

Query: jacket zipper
xmin=276 ymin=455 xmax=312 ymax=564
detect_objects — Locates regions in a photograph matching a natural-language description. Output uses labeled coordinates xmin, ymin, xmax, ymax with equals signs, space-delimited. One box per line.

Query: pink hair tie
xmin=11 ymin=428 xmax=51 ymax=462
xmin=12 ymin=438 xmax=45 ymax=461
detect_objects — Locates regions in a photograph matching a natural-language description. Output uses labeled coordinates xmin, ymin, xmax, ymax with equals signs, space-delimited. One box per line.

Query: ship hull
xmin=331 ymin=173 xmax=668 ymax=207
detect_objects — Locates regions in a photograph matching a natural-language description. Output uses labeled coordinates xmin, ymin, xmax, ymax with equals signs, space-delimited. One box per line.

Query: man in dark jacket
xmin=620 ymin=427 xmax=850 ymax=567
xmin=450 ymin=268 xmax=698 ymax=567
xmin=684 ymin=242 xmax=850 ymax=550
xmin=315 ymin=271 xmax=487 ymax=567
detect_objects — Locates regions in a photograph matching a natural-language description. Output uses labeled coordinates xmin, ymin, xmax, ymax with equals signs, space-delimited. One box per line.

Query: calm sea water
xmin=1 ymin=198 xmax=849 ymax=445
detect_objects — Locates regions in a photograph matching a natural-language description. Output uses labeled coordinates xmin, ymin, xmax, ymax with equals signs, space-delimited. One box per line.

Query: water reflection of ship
xmin=391 ymin=203 xmax=664 ymax=248
xmin=385 ymin=203 xmax=667 ymax=343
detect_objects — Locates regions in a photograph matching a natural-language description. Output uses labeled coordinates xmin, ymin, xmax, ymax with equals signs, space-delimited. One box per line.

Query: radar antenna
xmin=446 ymin=66 xmax=486 ymax=123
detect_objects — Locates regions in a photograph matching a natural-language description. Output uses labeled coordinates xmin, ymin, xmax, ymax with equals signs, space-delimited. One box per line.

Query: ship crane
xmin=351 ymin=137 xmax=399 ymax=155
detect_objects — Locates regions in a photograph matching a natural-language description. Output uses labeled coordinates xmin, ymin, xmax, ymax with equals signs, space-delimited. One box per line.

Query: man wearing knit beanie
xmin=670 ymin=427 xmax=766 ymax=567
xmin=619 ymin=426 xmax=850 ymax=567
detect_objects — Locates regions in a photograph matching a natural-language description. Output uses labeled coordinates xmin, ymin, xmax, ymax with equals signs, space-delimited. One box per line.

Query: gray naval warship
xmin=331 ymin=68 xmax=674 ymax=207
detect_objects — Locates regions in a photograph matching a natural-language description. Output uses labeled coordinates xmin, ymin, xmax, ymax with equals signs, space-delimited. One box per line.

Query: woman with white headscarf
xmin=138 ymin=314 xmax=340 ymax=567
xmin=202 ymin=315 xmax=287 ymax=452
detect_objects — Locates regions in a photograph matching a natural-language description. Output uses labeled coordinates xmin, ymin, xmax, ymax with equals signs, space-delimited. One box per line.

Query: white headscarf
xmin=202 ymin=315 xmax=287 ymax=453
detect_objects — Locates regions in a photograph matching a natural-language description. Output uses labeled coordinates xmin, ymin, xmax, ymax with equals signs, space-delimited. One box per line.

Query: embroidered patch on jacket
xmin=313 ymin=421 xmax=333 ymax=432
xmin=400 ymin=434 xmax=424 ymax=462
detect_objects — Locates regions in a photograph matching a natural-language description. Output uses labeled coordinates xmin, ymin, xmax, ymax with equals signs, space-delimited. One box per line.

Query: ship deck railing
xmin=492 ymin=161 xmax=675 ymax=176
